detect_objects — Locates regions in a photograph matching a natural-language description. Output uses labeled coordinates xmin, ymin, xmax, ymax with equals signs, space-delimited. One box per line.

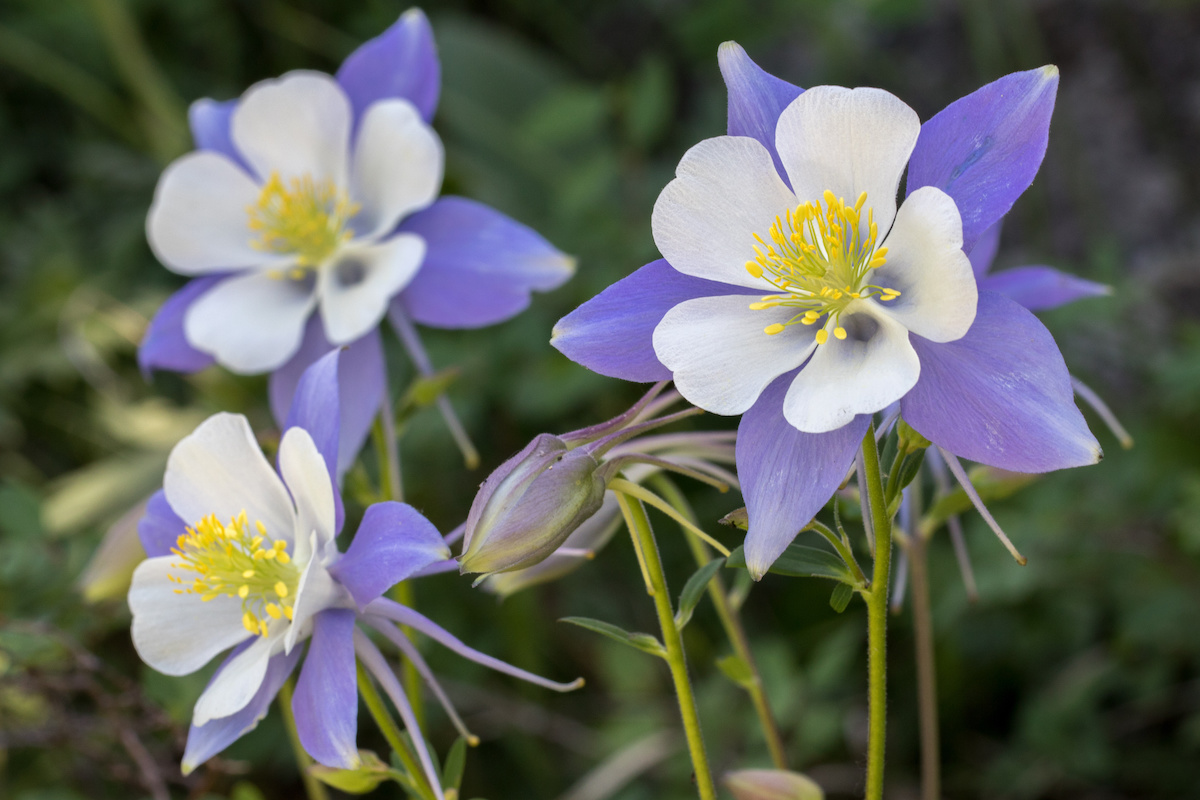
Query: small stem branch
xmin=909 ymin=535 xmax=941 ymax=800
xmin=277 ymin=678 xmax=331 ymax=800
xmin=356 ymin=661 xmax=437 ymax=800
xmin=615 ymin=492 xmax=717 ymax=800
xmin=861 ymin=423 xmax=894 ymax=800
xmin=652 ymin=476 xmax=788 ymax=770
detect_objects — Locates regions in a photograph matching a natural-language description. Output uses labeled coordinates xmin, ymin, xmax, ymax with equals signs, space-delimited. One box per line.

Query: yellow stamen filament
xmin=170 ymin=511 xmax=300 ymax=638
xmin=246 ymin=171 xmax=359 ymax=266
xmin=744 ymin=191 xmax=901 ymax=343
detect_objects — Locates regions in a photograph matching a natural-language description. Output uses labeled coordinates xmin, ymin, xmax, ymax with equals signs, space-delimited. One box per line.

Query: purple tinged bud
xmin=724 ymin=769 xmax=825 ymax=800
xmin=459 ymin=434 xmax=611 ymax=576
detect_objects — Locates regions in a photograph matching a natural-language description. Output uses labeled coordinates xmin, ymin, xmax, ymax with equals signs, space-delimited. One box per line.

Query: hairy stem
xmin=861 ymin=423 xmax=894 ymax=800
xmin=651 ymin=475 xmax=788 ymax=770
xmin=910 ymin=533 xmax=941 ymax=800
xmin=615 ymin=492 xmax=717 ymax=800
xmin=277 ymin=678 xmax=331 ymax=800
xmin=356 ymin=661 xmax=436 ymax=800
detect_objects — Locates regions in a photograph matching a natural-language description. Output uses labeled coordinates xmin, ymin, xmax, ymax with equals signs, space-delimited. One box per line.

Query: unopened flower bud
xmin=459 ymin=434 xmax=611 ymax=576
xmin=724 ymin=769 xmax=825 ymax=800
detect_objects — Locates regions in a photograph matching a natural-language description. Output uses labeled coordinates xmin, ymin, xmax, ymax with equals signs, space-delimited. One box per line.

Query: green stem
xmin=910 ymin=534 xmax=941 ymax=800
xmin=651 ymin=476 xmax=788 ymax=770
xmin=277 ymin=678 xmax=331 ymax=800
xmin=860 ymin=423 xmax=894 ymax=800
xmin=615 ymin=492 xmax=718 ymax=800
xmin=356 ymin=662 xmax=437 ymax=800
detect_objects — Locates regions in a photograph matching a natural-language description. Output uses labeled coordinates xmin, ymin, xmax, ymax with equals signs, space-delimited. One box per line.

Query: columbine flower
xmin=130 ymin=351 xmax=579 ymax=780
xmin=459 ymin=382 xmax=736 ymax=581
xmin=139 ymin=8 xmax=573 ymax=473
xmin=553 ymin=43 xmax=1100 ymax=577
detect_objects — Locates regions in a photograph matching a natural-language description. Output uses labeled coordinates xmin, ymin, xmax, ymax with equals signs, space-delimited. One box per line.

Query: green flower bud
xmin=459 ymin=434 xmax=611 ymax=576
xmin=724 ymin=769 xmax=825 ymax=800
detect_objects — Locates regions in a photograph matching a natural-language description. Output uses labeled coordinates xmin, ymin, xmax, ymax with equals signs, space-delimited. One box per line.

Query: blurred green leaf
xmin=674 ymin=557 xmax=723 ymax=629
xmin=559 ymin=616 xmax=666 ymax=658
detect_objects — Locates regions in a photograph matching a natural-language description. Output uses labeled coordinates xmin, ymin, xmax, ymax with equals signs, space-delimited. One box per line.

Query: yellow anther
xmin=834 ymin=327 xmax=847 ymax=340
xmin=266 ymin=603 xmax=282 ymax=620
xmin=801 ymin=316 xmax=817 ymax=325
xmin=273 ymin=540 xmax=287 ymax=551
xmin=246 ymin=171 xmax=359 ymax=266
xmin=855 ymin=191 xmax=868 ymax=212
xmin=276 ymin=551 xmax=291 ymax=565
xmin=259 ymin=619 xmax=270 ymax=637
xmin=815 ymin=329 xmax=829 ymax=345
xmin=242 ymin=569 xmax=256 ymax=579
xmin=238 ymin=585 xmax=250 ymax=598
xmin=284 ymin=605 xmax=294 ymax=620
xmin=746 ymin=260 xmax=764 ymax=278
xmin=275 ymin=582 xmax=289 ymax=598
xmin=764 ymin=323 xmax=786 ymax=336
xmin=243 ymin=612 xmax=258 ymax=634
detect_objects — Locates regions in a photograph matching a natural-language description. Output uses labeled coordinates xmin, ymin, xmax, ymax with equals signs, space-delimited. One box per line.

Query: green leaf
xmin=716 ymin=654 xmax=755 ymax=690
xmin=559 ymin=617 xmax=666 ymax=658
xmin=719 ymin=506 xmax=749 ymax=531
xmin=396 ymin=367 xmax=461 ymax=425
xmin=442 ymin=736 xmax=469 ymax=791
xmin=310 ymin=751 xmax=398 ymax=794
xmin=894 ymin=449 xmax=926 ymax=494
xmin=726 ymin=544 xmax=856 ymax=584
xmin=675 ymin=557 xmax=724 ymax=628
xmin=829 ymin=583 xmax=855 ymax=613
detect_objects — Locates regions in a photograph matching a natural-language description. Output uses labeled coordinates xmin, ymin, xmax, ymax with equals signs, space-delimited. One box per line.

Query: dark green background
xmin=2 ymin=0 xmax=1199 ymax=798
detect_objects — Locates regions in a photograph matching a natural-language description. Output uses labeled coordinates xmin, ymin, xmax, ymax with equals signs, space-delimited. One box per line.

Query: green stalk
xmin=650 ymin=475 xmax=788 ymax=770
xmin=373 ymin=410 xmax=424 ymax=726
xmin=277 ymin=678 xmax=331 ymax=800
xmin=860 ymin=423 xmax=894 ymax=800
xmin=356 ymin=662 xmax=437 ymax=800
xmin=909 ymin=532 xmax=940 ymax=800
xmin=615 ymin=492 xmax=717 ymax=800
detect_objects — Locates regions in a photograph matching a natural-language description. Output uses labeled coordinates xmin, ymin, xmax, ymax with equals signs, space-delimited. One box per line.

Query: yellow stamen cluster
xmin=745 ymin=190 xmax=901 ymax=340
xmin=247 ymin=171 xmax=359 ymax=267
xmin=169 ymin=511 xmax=300 ymax=638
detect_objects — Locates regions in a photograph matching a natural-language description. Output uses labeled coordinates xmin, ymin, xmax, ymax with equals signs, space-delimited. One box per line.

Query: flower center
xmin=744 ymin=190 xmax=900 ymax=343
xmin=247 ymin=171 xmax=359 ymax=267
xmin=169 ymin=510 xmax=301 ymax=638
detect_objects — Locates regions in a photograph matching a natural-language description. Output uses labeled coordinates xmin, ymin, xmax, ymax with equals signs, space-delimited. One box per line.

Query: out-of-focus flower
xmin=459 ymin=383 xmax=736 ymax=581
xmin=129 ymin=351 xmax=579 ymax=787
xmin=553 ymin=43 xmax=1099 ymax=578
xmin=139 ymin=8 xmax=573 ymax=473
xmin=725 ymin=769 xmax=824 ymax=800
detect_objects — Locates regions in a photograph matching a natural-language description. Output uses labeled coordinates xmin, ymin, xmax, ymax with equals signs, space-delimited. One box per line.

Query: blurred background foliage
xmin=2 ymin=0 xmax=1200 ymax=798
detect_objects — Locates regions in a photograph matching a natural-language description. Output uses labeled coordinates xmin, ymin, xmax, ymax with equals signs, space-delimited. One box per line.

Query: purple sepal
xmin=138 ymin=276 xmax=225 ymax=379
xmin=188 ymin=98 xmax=252 ymax=174
xmin=737 ymin=373 xmax=869 ymax=579
xmin=395 ymin=197 xmax=573 ymax=329
xmin=718 ymin=42 xmax=803 ymax=186
xmin=282 ymin=347 xmax=347 ymax=533
xmin=907 ymin=66 xmax=1059 ymax=254
xmin=336 ymin=8 xmax=440 ymax=125
xmin=551 ymin=260 xmax=752 ymax=383
xmin=181 ymin=644 xmax=302 ymax=773
xmin=901 ymin=291 xmax=1101 ymax=473
xmin=138 ymin=489 xmax=185 ymax=558
xmin=329 ymin=502 xmax=449 ymax=609
xmin=269 ymin=317 xmax=384 ymax=479
xmin=292 ymin=609 xmax=358 ymax=769
xmin=969 ymin=220 xmax=1002 ymax=278
xmin=979 ymin=266 xmax=1110 ymax=311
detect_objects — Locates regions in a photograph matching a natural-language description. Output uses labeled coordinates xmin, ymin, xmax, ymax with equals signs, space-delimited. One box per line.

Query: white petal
xmin=278 ymin=427 xmax=336 ymax=567
xmin=874 ymin=186 xmax=977 ymax=342
xmin=184 ymin=269 xmax=317 ymax=373
xmin=147 ymin=152 xmax=283 ymax=275
xmin=783 ymin=303 xmax=920 ymax=433
xmin=651 ymin=136 xmax=797 ymax=288
xmin=284 ymin=533 xmax=350 ymax=654
xmin=129 ymin=557 xmax=249 ymax=676
xmin=231 ymin=71 xmax=351 ymax=187
xmin=653 ymin=294 xmax=817 ymax=415
xmin=164 ymin=413 xmax=296 ymax=546
xmin=351 ymin=99 xmax=443 ymax=239
xmin=318 ymin=234 xmax=425 ymax=344
xmin=192 ymin=631 xmax=278 ymax=726
xmin=776 ymin=86 xmax=920 ymax=237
